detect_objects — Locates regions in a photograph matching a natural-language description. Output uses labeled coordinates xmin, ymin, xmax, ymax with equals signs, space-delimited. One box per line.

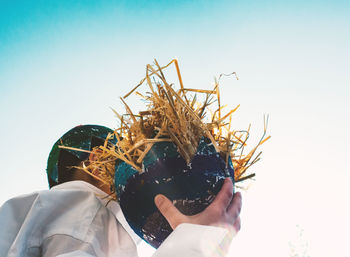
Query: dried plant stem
xmin=70 ymin=59 xmax=270 ymax=195
xmin=58 ymin=145 xmax=92 ymax=153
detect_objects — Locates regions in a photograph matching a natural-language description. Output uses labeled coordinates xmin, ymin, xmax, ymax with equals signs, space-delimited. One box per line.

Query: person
xmin=0 ymin=125 xmax=242 ymax=257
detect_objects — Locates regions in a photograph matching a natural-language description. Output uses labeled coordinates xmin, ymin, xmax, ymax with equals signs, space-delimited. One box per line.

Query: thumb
xmin=154 ymin=194 xmax=185 ymax=229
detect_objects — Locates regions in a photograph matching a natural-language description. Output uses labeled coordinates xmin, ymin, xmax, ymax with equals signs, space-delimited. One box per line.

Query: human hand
xmin=154 ymin=178 xmax=242 ymax=233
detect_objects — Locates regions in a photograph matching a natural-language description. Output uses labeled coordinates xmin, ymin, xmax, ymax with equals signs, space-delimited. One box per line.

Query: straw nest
xmin=60 ymin=59 xmax=270 ymax=198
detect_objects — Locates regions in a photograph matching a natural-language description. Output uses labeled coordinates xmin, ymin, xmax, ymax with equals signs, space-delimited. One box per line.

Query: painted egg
xmin=115 ymin=137 xmax=235 ymax=248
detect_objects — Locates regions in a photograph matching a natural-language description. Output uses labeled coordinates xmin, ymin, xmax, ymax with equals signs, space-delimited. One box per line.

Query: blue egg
xmin=115 ymin=137 xmax=234 ymax=248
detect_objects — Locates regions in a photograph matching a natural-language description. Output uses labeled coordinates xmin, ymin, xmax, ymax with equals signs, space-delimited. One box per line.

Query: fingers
xmin=210 ymin=178 xmax=234 ymax=210
xmin=233 ymin=216 xmax=241 ymax=232
xmin=154 ymin=194 xmax=185 ymax=229
xmin=227 ymin=192 xmax=242 ymax=220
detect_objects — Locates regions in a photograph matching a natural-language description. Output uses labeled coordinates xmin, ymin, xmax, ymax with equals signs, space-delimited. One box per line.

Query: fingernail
xmin=154 ymin=194 xmax=164 ymax=206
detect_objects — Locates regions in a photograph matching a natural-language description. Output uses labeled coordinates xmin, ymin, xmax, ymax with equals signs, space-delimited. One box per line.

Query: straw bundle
xmin=75 ymin=59 xmax=270 ymax=197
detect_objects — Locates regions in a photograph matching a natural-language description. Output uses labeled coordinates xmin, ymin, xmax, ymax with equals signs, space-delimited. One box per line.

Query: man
xmin=0 ymin=125 xmax=242 ymax=257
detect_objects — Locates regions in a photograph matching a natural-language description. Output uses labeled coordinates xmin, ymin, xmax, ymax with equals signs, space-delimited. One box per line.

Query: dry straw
xmin=64 ymin=59 xmax=270 ymax=196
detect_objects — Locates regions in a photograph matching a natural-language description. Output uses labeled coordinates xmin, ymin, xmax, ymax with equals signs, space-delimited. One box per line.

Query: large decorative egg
xmin=47 ymin=125 xmax=116 ymax=188
xmin=115 ymin=137 xmax=235 ymax=248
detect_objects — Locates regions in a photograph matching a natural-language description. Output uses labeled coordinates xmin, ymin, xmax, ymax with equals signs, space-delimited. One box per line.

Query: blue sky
xmin=1 ymin=1 xmax=350 ymax=256
xmin=2 ymin=0 xmax=350 ymax=91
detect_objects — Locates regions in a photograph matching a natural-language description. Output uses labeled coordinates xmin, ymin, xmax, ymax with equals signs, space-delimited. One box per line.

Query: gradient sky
xmin=1 ymin=1 xmax=349 ymax=256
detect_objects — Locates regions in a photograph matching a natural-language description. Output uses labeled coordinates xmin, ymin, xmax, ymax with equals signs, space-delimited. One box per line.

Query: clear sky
xmin=1 ymin=1 xmax=349 ymax=256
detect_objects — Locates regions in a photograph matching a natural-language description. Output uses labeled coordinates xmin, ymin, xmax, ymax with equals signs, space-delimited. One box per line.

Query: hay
xmin=66 ymin=59 xmax=270 ymax=197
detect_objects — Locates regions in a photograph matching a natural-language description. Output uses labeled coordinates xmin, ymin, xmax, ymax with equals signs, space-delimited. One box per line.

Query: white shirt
xmin=0 ymin=181 xmax=232 ymax=257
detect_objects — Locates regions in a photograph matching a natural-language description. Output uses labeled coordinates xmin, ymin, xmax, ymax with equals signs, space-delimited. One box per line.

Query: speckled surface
xmin=115 ymin=137 xmax=235 ymax=248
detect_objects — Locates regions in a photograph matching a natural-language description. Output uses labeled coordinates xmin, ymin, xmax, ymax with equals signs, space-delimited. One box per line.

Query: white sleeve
xmin=41 ymin=234 xmax=97 ymax=257
xmin=56 ymin=250 xmax=96 ymax=257
xmin=151 ymin=223 xmax=233 ymax=257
